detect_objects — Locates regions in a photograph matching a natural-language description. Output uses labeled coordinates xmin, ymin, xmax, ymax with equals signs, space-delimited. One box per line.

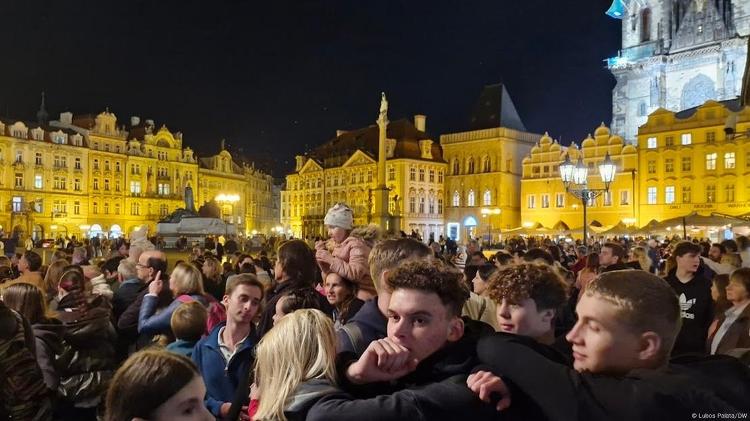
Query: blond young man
xmin=470 ymin=270 xmax=749 ymax=420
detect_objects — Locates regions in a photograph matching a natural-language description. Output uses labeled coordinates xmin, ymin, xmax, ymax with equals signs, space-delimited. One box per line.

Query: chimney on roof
xmin=131 ymin=116 xmax=140 ymax=127
xmin=414 ymin=115 xmax=426 ymax=132
xmin=336 ymin=130 xmax=347 ymax=137
xmin=59 ymin=112 xmax=73 ymax=125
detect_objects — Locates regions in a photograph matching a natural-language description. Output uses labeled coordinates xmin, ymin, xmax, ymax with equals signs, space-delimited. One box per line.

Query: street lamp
xmin=480 ymin=207 xmax=501 ymax=245
xmin=215 ymin=193 xmax=240 ymax=236
xmin=559 ymin=152 xmax=617 ymax=243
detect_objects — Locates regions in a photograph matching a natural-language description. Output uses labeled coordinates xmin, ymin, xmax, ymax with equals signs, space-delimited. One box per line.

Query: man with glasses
xmin=117 ymin=249 xmax=170 ymax=352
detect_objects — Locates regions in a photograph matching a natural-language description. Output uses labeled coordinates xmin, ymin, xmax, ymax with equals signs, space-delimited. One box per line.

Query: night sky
xmin=0 ymin=0 xmax=621 ymax=177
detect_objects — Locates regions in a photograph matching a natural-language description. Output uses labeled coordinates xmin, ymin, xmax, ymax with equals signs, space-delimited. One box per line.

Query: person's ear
xmin=379 ymin=269 xmax=390 ymax=291
xmin=541 ymin=308 xmax=556 ymax=325
xmin=447 ymin=316 xmax=464 ymax=342
xmin=222 ymin=294 xmax=230 ymax=307
xmin=637 ymin=331 xmax=662 ymax=362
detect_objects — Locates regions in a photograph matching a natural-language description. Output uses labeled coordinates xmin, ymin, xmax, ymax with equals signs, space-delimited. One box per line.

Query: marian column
xmin=372 ymin=92 xmax=391 ymax=231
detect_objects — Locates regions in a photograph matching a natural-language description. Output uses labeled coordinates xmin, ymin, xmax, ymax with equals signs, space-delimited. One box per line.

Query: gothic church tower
xmin=606 ymin=0 xmax=750 ymax=141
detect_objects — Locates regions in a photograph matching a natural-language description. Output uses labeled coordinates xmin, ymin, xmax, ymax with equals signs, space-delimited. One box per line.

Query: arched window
xmin=482 ymin=156 xmax=491 ymax=173
xmin=467 ymin=190 xmax=476 ymax=207
xmin=640 ymin=8 xmax=651 ymax=42
xmin=483 ymin=190 xmax=492 ymax=206
xmin=467 ymin=158 xmax=475 ymax=174
xmin=452 ymin=191 xmax=460 ymax=207
xmin=452 ymin=159 xmax=459 ymax=175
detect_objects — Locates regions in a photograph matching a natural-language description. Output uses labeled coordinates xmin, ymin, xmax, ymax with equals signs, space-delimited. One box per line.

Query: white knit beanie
xmin=324 ymin=203 xmax=354 ymax=230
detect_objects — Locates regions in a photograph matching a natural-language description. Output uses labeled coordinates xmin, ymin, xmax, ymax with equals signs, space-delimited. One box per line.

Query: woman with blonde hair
xmin=627 ymin=246 xmax=653 ymax=272
xmin=105 ymin=349 xmax=213 ymax=421
xmin=253 ymin=309 xmax=338 ymax=420
xmin=139 ymin=262 xmax=208 ymax=337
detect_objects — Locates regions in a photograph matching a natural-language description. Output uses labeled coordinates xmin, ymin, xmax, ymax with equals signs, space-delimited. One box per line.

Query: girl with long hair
xmin=253 ymin=309 xmax=338 ymax=420
xmin=201 ymin=256 xmax=224 ymax=301
xmin=1 ymin=282 xmax=63 ymax=390
xmin=54 ymin=266 xmax=118 ymax=417
xmin=323 ymin=273 xmax=364 ymax=330
xmin=628 ymin=246 xmax=653 ymax=272
xmin=256 ymin=240 xmax=332 ymax=336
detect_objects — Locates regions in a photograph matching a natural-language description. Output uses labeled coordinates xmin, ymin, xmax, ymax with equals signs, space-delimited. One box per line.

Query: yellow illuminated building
xmin=0 ymin=107 xmax=274 ymax=241
xmin=281 ymin=114 xmax=447 ymax=240
xmin=637 ymin=100 xmax=750 ymax=225
xmin=441 ymin=83 xmax=539 ymax=242
xmin=520 ymin=125 xmax=638 ymax=232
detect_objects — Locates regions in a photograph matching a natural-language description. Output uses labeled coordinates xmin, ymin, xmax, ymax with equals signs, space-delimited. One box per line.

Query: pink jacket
xmin=317 ymin=236 xmax=375 ymax=296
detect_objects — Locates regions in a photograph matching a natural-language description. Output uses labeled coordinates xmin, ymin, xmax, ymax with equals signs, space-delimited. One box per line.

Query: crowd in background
xmin=1 ymin=204 xmax=749 ymax=420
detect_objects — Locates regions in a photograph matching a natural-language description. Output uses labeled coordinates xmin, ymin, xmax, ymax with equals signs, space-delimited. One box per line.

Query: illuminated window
xmin=647 ymin=137 xmax=657 ymax=149
xmin=724 ymin=152 xmax=736 ymax=169
xmin=452 ymin=191 xmax=460 ymax=207
xmin=665 ymin=186 xmax=675 ymax=204
xmin=527 ymin=195 xmax=536 ymax=209
xmin=467 ymin=190 xmax=476 ymax=207
xmin=555 ymin=193 xmax=565 ymax=208
xmin=483 ymin=190 xmax=492 ymax=206
xmin=541 ymin=194 xmax=550 ymax=208
xmin=681 ymin=133 xmax=692 ymax=145
xmin=706 ymin=153 xmax=717 ymax=170
xmin=647 ymin=187 xmax=657 ymax=204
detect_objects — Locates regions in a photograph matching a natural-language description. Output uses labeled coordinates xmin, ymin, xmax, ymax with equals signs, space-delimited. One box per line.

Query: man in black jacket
xmin=598 ymin=242 xmax=631 ymax=272
xmin=116 ymin=250 xmax=171 ymax=351
xmin=336 ymin=238 xmax=432 ymax=357
xmin=473 ymin=270 xmax=748 ymax=420
xmin=322 ymin=260 xmax=499 ymax=419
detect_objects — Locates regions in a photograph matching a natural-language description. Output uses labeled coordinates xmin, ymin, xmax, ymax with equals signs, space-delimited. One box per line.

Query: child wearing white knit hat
xmin=315 ymin=203 xmax=375 ymax=300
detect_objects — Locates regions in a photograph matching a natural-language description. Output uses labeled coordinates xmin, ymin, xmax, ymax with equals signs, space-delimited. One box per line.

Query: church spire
xmin=36 ymin=91 xmax=49 ymax=125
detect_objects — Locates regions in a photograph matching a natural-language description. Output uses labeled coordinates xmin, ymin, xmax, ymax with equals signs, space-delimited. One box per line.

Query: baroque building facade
xmin=638 ymin=99 xmax=750 ymax=223
xmin=281 ymin=113 xmax=447 ymax=240
xmin=441 ymin=84 xmax=539 ymax=242
xmin=0 ymin=108 xmax=275 ymax=241
xmin=520 ymin=125 xmax=639 ymax=231
xmin=606 ymin=0 xmax=750 ymax=141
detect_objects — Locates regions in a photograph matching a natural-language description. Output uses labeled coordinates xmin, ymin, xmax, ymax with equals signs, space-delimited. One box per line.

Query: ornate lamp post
xmin=559 ymin=152 xmax=617 ymax=243
xmin=480 ymin=207 xmax=501 ymax=245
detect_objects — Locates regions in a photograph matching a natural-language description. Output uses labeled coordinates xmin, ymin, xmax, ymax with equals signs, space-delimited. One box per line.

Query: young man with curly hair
xmin=485 ymin=262 xmax=568 ymax=346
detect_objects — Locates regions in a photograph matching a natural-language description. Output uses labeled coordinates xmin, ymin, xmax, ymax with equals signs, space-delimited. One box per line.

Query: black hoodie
xmin=664 ymin=269 xmax=713 ymax=356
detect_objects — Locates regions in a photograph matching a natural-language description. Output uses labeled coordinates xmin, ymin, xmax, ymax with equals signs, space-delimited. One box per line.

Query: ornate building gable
xmin=298 ymin=157 xmax=323 ymax=174
xmin=341 ymin=149 xmax=376 ymax=168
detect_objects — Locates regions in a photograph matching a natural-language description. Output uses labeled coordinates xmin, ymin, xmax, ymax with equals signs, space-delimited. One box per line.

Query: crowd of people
xmin=1 ymin=203 xmax=749 ymax=420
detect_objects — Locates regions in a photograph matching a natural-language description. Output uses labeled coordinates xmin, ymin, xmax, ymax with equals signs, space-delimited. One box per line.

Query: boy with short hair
xmin=473 ymin=270 xmax=749 ymax=419
xmin=166 ymin=301 xmax=208 ymax=358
